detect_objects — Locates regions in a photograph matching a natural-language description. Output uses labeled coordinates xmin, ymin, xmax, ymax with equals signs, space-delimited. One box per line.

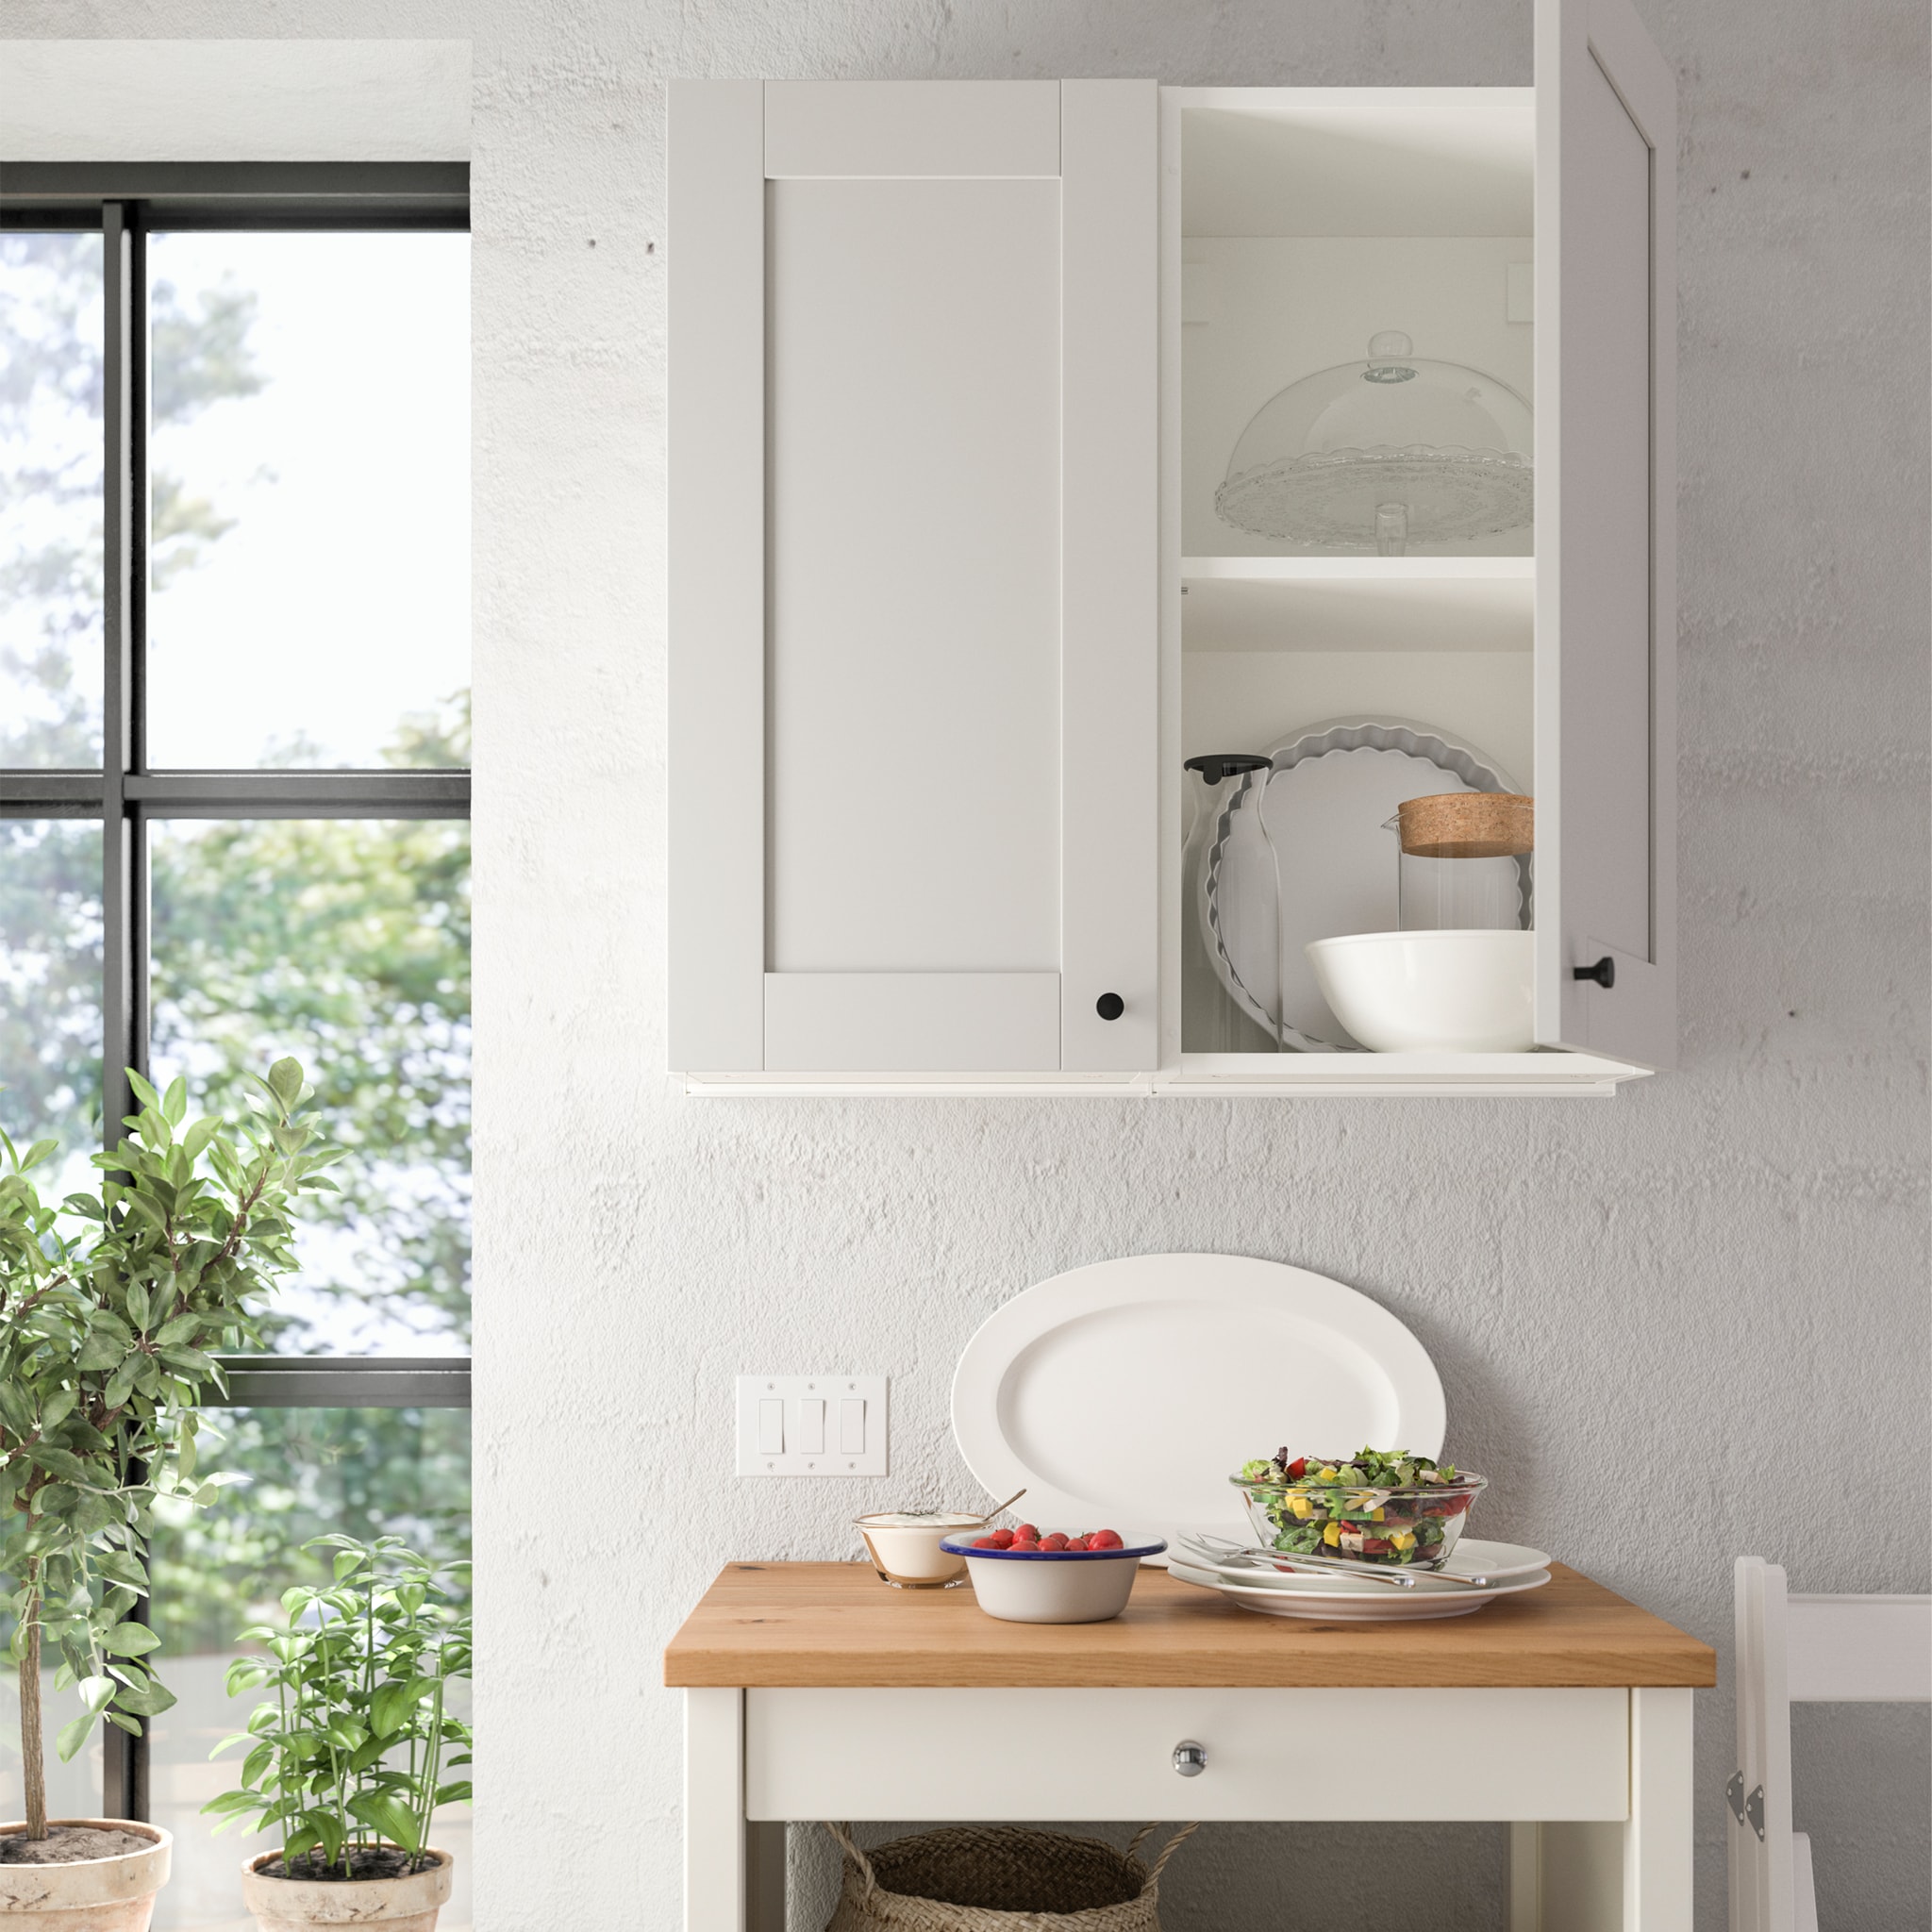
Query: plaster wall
xmin=5 ymin=4 xmax=1927 ymax=1928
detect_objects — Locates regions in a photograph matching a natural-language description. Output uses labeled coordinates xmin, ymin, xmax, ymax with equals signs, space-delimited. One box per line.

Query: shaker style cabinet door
xmin=669 ymin=80 xmax=1159 ymax=1076
xmin=1534 ymin=0 xmax=1678 ymax=1068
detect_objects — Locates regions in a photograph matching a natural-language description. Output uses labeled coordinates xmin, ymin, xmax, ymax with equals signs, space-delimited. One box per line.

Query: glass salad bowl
xmin=1231 ymin=1453 xmax=1487 ymax=1570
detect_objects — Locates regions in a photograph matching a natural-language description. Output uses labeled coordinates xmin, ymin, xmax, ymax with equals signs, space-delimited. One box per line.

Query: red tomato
xmin=1039 ymin=1533 xmax=1069 ymax=1551
xmin=987 ymin=1528 xmax=1015 ymax=1548
xmin=1008 ymin=1540 xmax=1040 ymax=1552
xmin=1286 ymin=1457 xmax=1307 ymax=1480
xmin=1089 ymin=1529 xmax=1124 ymax=1550
xmin=1014 ymin=1524 xmax=1040 ymax=1542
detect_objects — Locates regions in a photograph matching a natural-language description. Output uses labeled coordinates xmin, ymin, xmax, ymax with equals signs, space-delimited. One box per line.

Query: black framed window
xmin=0 ymin=167 xmax=471 ymax=1909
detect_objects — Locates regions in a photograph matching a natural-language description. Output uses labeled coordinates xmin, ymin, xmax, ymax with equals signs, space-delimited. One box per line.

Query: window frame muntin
xmin=0 ymin=162 xmax=474 ymax=1821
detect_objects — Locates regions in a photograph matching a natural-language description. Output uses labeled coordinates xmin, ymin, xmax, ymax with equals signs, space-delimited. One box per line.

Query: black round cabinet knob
xmin=1573 ymin=957 xmax=1616 ymax=990
xmin=1095 ymin=992 xmax=1125 ymax=1022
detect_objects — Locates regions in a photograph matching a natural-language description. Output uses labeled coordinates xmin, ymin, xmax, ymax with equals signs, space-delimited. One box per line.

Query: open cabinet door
xmin=1533 ymin=0 xmax=1677 ymax=1068
xmin=669 ymin=80 xmax=1158 ymax=1077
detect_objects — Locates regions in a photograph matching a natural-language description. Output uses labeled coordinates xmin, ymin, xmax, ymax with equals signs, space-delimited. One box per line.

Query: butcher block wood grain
xmin=664 ymin=1561 xmax=1715 ymax=1690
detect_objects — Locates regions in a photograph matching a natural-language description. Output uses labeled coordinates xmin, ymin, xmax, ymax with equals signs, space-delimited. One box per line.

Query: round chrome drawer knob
xmin=1172 ymin=1740 xmax=1208 ymax=1777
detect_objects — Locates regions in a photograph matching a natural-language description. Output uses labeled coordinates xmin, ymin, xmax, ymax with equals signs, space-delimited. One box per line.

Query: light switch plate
xmin=736 ymin=1374 xmax=889 ymax=1476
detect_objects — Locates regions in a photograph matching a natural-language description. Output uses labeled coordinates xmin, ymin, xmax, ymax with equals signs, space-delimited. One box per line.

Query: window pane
xmin=0 ymin=232 xmax=105 ymax=766
xmin=149 ymin=819 xmax=470 ymax=1353
xmin=146 ymin=233 xmax=470 ymax=770
xmin=147 ymin=1406 xmax=471 ymax=1931
xmin=0 ymin=818 xmax=101 ymax=1198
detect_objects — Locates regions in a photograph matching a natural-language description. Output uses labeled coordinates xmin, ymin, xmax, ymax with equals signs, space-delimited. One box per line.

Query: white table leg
xmin=1623 ymin=1687 xmax=1694 ymax=1930
xmin=687 ymin=1688 xmax=747 ymax=1932
xmin=1534 ymin=1688 xmax=1694 ymax=1931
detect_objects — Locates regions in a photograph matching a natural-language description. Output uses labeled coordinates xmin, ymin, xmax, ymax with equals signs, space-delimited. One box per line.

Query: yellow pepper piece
xmin=1372 ymin=1508 xmax=1386 ymax=1523
xmin=1391 ymin=1531 xmax=1416 ymax=1550
xmin=1289 ymin=1496 xmax=1312 ymax=1519
xmin=1323 ymin=1521 xmax=1341 ymax=1546
xmin=1318 ymin=1466 xmax=1340 ymax=1480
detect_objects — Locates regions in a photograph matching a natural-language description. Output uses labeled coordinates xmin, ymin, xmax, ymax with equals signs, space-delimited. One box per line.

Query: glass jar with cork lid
xmin=1386 ymin=792 xmax=1534 ymax=933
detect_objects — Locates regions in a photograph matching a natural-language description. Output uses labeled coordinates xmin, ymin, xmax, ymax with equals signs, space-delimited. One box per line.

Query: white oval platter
xmin=950 ymin=1254 xmax=1445 ymax=1562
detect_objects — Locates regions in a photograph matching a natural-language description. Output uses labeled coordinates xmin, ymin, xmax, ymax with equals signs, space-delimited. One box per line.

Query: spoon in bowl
xmin=971 ymin=1487 xmax=1028 ymax=1526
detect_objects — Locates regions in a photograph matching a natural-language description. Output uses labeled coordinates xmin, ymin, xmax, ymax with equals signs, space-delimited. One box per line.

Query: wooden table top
xmin=664 ymin=1561 xmax=1715 ymax=1690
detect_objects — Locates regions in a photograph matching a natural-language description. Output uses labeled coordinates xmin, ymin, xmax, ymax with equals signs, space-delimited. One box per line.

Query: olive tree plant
xmin=0 ymin=1059 xmax=338 ymax=1839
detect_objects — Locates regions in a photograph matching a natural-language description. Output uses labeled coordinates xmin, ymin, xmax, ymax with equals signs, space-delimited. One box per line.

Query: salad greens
xmin=1234 ymin=1447 xmax=1478 ymax=1568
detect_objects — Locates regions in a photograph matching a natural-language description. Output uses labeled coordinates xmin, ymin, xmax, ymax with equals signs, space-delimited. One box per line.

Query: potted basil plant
xmin=206 ymin=1534 xmax=472 ymax=1932
xmin=0 ymin=1059 xmax=338 ymax=1926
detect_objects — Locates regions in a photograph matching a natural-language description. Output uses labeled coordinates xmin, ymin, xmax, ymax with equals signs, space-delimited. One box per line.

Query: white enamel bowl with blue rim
xmin=940 ymin=1534 xmax=1168 ymax=1624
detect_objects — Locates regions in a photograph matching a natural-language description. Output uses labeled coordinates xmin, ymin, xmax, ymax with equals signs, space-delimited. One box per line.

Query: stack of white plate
xmin=1168 ymin=1538 xmax=1553 ymax=1623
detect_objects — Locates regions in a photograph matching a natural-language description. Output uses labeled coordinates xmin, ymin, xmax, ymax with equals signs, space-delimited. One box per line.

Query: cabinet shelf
xmin=682 ymin=1053 xmax=1652 ymax=1099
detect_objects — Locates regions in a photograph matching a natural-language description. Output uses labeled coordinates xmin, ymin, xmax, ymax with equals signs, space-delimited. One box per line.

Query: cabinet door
xmin=1534 ymin=0 xmax=1678 ymax=1069
xmin=669 ymin=80 xmax=1158 ymax=1075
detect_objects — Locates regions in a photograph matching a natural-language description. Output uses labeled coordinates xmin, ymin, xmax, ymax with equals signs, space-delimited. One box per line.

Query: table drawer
xmin=746 ymin=1687 xmax=1629 ymax=1822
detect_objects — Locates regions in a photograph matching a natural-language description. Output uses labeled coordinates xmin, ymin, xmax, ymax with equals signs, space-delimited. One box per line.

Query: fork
xmin=1183 ymin=1532 xmax=1498 ymax=1590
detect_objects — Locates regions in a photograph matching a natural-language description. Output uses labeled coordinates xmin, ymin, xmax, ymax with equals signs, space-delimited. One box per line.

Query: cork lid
xmin=1395 ymin=791 xmax=1534 ymax=858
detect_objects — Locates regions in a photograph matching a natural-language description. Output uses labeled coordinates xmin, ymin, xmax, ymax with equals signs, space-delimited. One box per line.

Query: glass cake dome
xmin=1214 ymin=331 xmax=1534 ymax=555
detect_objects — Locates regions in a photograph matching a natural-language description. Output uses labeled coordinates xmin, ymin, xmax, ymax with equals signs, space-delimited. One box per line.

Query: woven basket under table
xmin=822 ymin=1822 xmax=1196 ymax=1931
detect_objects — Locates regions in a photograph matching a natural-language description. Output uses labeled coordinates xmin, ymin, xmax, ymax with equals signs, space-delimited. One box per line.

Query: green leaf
xmin=180 ymin=1117 xmax=219 ymax=1165
xmin=118 ymin=1192 xmax=169 ymax=1236
xmin=19 ymin=1139 xmax=58 ymax=1174
xmin=0 ymin=1380 xmax=33 ymax=1434
xmin=104 ymin=1711 xmax=142 ymax=1737
xmin=55 ymin=1712 xmax=95 ymax=1762
xmin=103 ymin=1356 xmax=140 ymax=1410
xmin=267 ymin=1058 xmax=305 ymax=1108
xmin=370 ymin=1675 xmax=434 ymax=1737
xmin=161 ymin=1075 xmax=188 ymax=1126
xmin=28 ymin=1443 xmax=93 ymax=1484
xmin=38 ymin=1386 xmax=76 ymax=1432
xmin=348 ymin=1790 xmax=422 ymax=1855
xmin=94 ymin=1549 xmax=148 ymax=1593
xmin=101 ymin=1623 xmax=160 ymax=1657
xmin=125 ymin=1279 xmax=152 ymax=1331
xmin=200 ymin=1790 xmax=261 ymax=1818
xmin=75 ymin=1332 xmax=127 ymax=1373
xmin=159 ymin=1345 xmax=217 ymax=1378
xmin=155 ymin=1312 xmax=201 ymax=1348
xmin=78 ymin=1674 xmax=117 ymax=1716
xmin=111 ymin=1677 xmax=176 ymax=1718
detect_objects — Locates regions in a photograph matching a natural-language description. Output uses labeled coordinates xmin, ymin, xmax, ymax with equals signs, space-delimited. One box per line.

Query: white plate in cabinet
xmin=743 ymin=1686 xmax=1630 ymax=1822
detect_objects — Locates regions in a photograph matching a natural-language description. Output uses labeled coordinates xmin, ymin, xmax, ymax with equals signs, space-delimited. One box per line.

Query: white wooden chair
xmin=1729 ymin=1555 xmax=1932 ymax=1932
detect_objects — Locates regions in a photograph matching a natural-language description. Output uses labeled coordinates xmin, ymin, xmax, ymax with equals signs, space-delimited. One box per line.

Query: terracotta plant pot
xmin=0 ymin=1819 xmax=172 ymax=1929
xmin=239 ymin=1847 xmax=452 ymax=1930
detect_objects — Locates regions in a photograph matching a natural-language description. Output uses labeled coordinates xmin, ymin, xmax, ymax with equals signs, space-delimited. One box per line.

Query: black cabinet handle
xmin=1573 ymin=957 xmax=1616 ymax=989
xmin=1095 ymin=992 xmax=1125 ymax=1021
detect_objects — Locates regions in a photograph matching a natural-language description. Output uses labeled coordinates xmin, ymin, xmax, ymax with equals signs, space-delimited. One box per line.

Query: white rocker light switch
xmin=737 ymin=1375 xmax=889 ymax=1476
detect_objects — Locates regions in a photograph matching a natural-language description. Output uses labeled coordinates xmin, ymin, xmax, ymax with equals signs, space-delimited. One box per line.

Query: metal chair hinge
xmin=1745 ymin=1784 xmax=1766 ymax=1840
xmin=1725 ymin=1770 xmax=1746 ymax=1824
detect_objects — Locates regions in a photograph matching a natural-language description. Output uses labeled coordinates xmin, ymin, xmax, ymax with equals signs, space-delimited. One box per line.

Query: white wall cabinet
xmin=670 ymin=0 xmax=1675 ymax=1097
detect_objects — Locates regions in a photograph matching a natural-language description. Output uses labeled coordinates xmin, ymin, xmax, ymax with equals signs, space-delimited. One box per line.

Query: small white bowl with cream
xmin=855 ymin=1511 xmax=986 ymax=1588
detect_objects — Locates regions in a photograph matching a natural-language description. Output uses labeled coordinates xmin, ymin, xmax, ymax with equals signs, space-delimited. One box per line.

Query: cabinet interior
xmin=1173 ymin=90 xmax=1541 ymax=1062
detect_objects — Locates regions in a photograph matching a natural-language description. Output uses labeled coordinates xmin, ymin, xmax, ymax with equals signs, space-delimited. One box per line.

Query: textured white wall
xmin=7 ymin=3 xmax=1927 ymax=1927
